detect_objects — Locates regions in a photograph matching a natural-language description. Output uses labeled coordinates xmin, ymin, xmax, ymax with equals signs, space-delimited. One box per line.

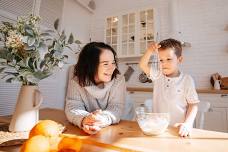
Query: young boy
xmin=139 ymin=38 xmax=200 ymax=137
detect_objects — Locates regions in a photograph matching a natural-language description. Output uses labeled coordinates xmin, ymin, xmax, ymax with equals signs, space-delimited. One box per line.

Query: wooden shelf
xmin=127 ymin=87 xmax=228 ymax=94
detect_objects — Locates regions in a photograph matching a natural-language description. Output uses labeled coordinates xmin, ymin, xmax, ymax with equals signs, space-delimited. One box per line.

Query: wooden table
xmin=1 ymin=108 xmax=228 ymax=152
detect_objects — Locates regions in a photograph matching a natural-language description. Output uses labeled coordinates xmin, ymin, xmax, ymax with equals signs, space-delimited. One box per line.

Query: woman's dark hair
xmin=74 ymin=42 xmax=120 ymax=87
xmin=159 ymin=38 xmax=182 ymax=57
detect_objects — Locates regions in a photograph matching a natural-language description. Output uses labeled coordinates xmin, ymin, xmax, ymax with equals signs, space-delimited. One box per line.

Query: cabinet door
xmin=199 ymin=107 xmax=227 ymax=132
xmin=105 ymin=16 xmax=118 ymax=52
xmin=105 ymin=8 xmax=155 ymax=58
xmin=121 ymin=13 xmax=136 ymax=56
xmin=139 ymin=9 xmax=155 ymax=54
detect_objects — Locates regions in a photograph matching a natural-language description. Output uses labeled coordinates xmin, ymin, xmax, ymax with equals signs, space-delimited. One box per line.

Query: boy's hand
xmin=174 ymin=123 xmax=192 ymax=137
xmin=147 ymin=42 xmax=161 ymax=53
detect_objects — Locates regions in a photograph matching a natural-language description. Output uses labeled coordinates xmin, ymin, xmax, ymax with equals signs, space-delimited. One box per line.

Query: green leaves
xmin=54 ymin=41 xmax=62 ymax=51
xmin=0 ymin=48 xmax=7 ymax=59
xmin=2 ymin=21 xmax=13 ymax=27
xmin=0 ymin=15 xmax=81 ymax=85
xmin=33 ymin=70 xmax=52 ymax=80
xmin=37 ymin=42 xmax=48 ymax=59
xmin=6 ymin=77 xmax=16 ymax=83
xmin=68 ymin=33 xmax=74 ymax=44
xmin=75 ymin=40 xmax=82 ymax=44
xmin=28 ymin=37 xmax=36 ymax=46
xmin=24 ymin=24 xmax=35 ymax=36
xmin=0 ymin=67 xmax=5 ymax=73
xmin=54 ymin=19 xmax=59 ymax=30
xmin=1 ymin=21 xmax=14 ymax=31
xmin=60 ymin=30 xmax=66 ymax=41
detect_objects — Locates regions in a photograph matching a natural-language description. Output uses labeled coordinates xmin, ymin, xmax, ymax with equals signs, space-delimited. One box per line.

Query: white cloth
xmin=150 ymin=72 xmax=200 ymax=125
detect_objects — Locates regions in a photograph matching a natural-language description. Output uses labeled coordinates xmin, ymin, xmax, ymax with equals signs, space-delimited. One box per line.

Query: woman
xmin=65 ymin=42 xmax=126 ymax=134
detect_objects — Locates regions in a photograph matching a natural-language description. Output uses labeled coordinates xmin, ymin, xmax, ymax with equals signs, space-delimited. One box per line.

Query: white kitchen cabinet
xmin=202 ymin=107 xmax=227 ymax=132
xmin=105 ymin=8 xmax=157 ymax=58
xmin=196 ymin=93 xmax=228 ymax=132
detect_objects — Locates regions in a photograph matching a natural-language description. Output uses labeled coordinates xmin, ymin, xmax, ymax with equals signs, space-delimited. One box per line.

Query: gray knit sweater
xmin=65 ymin=75 xmax=126 ymax=128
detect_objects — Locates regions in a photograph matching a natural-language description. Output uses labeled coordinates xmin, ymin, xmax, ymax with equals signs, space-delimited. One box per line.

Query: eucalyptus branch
xmin=0 ymin=15 xmax=81 ymax=85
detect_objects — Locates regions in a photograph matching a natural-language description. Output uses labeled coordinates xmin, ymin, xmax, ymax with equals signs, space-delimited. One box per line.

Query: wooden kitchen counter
xmin=1 ymin=108 xmax=228 ymax=152
xmin=127 ymin=87 xmax=228 ymax=94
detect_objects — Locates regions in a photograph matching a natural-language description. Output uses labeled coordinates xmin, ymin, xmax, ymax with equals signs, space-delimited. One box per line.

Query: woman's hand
xmin=82 ymin=113 xmax=97 ymax=126
xmin=174 ymin=123 xmax=192 ymax=137
xmin=82 ymin=114 xmax=101 ymax=135
xmin=82 ymin=110 xmax=105 ymax=126
xmin=81 ymin=110 xmax=106 ymax=134
xmin=82 ymin=124 xmax=101 ymax=135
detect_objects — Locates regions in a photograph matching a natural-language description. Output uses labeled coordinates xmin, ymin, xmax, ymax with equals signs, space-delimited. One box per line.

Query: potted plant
xmin=0 ymin=15 xmax=80 ymax=132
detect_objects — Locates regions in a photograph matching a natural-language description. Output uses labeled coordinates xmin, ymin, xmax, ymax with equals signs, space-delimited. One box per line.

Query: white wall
xmin=62 ymin=0 xmax=92 ymax=46
xmin=178 ymin=0 xmax=228 ymax=88
xmin=40 ymin=0 xmax=93 ymax=110
xmin=91 ymin=0 xmax=228 ymax=88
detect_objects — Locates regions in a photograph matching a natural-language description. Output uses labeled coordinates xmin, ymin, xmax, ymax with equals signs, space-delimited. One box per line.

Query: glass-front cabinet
xmin=106 ymin=16 xmax=118 ymax=52
xmin=139 ymin=9 xmax=154 ymax=54
xmin=105 ymin=8 xmax=156 ymax=58
xmin=121 ymin=13 xmax=135 ymax=56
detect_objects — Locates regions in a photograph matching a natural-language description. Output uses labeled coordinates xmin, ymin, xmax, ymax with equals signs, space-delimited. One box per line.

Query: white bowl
xmin=135 ymin=107 xmax=170 ymax=135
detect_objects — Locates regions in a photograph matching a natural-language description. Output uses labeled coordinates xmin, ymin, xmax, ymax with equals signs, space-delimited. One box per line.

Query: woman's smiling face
xmin=94 ymin=49 xmax=116 ymax=84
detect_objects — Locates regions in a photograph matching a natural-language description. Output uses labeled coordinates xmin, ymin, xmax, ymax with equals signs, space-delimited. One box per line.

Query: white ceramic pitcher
xmin=9 ymin=85 xmax=43 ymax=132
xmin=214 ymin=80 xmax=221 ymax=90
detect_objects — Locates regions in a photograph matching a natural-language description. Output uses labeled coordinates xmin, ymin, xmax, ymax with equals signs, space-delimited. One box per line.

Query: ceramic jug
xmin=9 ymin=85 xmax=43 ymax=132
xmin=214 ymin=80 xmax=221 ymax=90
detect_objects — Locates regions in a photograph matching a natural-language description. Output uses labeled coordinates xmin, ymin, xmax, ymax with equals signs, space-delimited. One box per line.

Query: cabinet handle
xmin=208 ymin=108 xmax=213 ymax=112
xmin=221 ymin=94 xmax=228 ymax=98
xmin=140 ymin=103 xmax=145 ymax=107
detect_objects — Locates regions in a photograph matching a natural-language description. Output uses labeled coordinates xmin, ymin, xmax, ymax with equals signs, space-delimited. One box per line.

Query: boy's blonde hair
xmin=159 ymin=38 xmax=182 ymax=57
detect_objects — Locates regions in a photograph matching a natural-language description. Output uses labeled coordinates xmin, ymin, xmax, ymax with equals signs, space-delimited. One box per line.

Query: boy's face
xmin=158 ymin=48 xmax=183 ymax=77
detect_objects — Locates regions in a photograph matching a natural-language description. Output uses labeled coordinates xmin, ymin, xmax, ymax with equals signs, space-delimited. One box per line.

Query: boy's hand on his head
xmin=174 ymin=123 xmax=192 ymax=137
xmin=147 ymin=42 xmax=161 ymax=53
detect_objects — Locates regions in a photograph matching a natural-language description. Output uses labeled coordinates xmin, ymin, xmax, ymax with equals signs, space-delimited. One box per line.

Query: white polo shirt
xmin=150 ymin=72 xmax=200 ymax=125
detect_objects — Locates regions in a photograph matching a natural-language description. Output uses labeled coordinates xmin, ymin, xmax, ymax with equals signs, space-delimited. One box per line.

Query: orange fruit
xmin=58 ymin=137 xmax=82 ymax=152
xmin=29 ymin=120 xmax=60 ymax=138
xmin=20 ymin=135 xmax=50 ymax=152
xmin=49 ymin=136 xmax=62 ymax=151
